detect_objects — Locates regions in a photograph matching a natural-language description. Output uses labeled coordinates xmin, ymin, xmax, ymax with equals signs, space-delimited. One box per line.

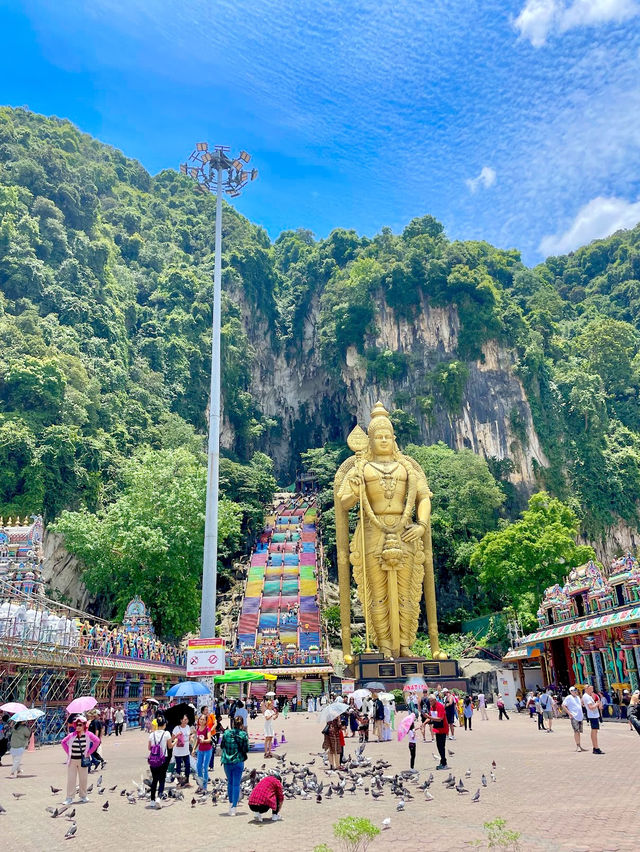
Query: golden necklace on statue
xmin=369 ymin=461 xmax=400 ymax=502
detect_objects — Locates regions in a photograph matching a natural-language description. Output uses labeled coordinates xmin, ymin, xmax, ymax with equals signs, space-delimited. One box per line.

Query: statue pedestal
xmin=345 ymin=653 xmax=465 ymax=691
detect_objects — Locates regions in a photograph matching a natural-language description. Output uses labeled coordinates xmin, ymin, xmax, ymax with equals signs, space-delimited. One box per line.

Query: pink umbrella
xmin=397 ymin=712 xmax=416 ymax=742
xmin=0 ymin=702 xmax=27 ymax=714
xmin=66 ymin=696 xmax=97 ymax=714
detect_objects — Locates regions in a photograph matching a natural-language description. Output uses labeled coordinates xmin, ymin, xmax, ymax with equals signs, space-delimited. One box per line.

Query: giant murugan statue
xmin=334 ymin=402 xmax=443 ymax=659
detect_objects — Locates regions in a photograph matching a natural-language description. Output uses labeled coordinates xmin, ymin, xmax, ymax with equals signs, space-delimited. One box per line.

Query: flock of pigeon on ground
xmin=0 ymin=741 xmax=501 ymax=840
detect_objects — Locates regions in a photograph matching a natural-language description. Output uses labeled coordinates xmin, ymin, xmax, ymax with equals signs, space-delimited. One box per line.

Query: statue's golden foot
xmin=400 ymin=646 xmax=412 ymax=657
xmin=379 ymin=644 xmax=393 ymax=658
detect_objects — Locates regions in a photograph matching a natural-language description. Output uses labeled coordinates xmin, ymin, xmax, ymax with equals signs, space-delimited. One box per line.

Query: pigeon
xmin=96 ymin=775 xmax=103 ymax=787
xmin=98 ymin=788 xmax=105 ymax=795
xmin=191 ymin=798 xmax=197 ymax=807
xmin=86 ymin=784 xmax=93 ymax=793
xmin=51 ymin=786 xmax=61 ymax=795
xmin=431 ymin=753 xmax=439 ymax=761
xmin=65 ymin=823 xmax=77 ymax=839
xmin=109 ymin=785 xmax=117 ymax=792
xmin=490 ymin=771 xmax=496 ymax=783
xmin=456 ymin=781 xmax=469 ymax=794
xmin=102 ymin=801 xmax=109 ymax=811
xmin=425 ymin=791 xmax=434 ymax=801
xmin=66 ymin=809 xmax=76 ymax=820
xmin=49 ymin=807 xmax=60 ymax=818
xmin=448 ymin=749 xmax=455 ymax=756
xmin=382 ymin=817 xmax=391 ymax=830
xmin=120 ymin=790 xmax=127 ymax=797
xmin=465 ymin=768 xmax=472 ymax=778
xmin=316 ymin=794 xmax=322 ymax=803
xmin=481 ymin=774 xmax=487 ymax=787
xmin=492 ymin=760 xmax=496 ymax=769
xmin=471 ymin=789 xmax=480 ymax=803
xmin=396 ymin=799 xmax=405 ymax=811
xmin=0 ymin=803 xmax=6 ymax=815
xmin=12 ymin=793 xmax=25 ymax=799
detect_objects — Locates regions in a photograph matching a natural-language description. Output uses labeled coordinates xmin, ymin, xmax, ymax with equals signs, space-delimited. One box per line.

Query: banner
xmin=341 ymin=679 xmax=355 ymax=694
xmin=186 ymin=638 xmax=226 ymax=677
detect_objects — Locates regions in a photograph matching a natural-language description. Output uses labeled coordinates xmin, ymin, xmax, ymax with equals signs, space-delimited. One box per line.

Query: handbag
xmin=80 ymin=754 xmax=92 ymax=768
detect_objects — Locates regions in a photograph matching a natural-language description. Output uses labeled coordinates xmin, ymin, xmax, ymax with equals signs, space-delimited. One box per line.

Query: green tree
xmin=52 ymin=448 xmax=244 ymax=638
xmin=470 ymin=492 xmax=594 ymax=628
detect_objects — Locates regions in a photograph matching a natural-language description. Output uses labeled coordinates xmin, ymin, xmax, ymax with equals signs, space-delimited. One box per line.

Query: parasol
xmin=10 ymin=708 xmax=44 ymax=722
xmin=163 ymin=702 xmax=196 ymax=730
xmin=1 ymin=702 xmax=27 ymax=714
xmin=351 ymin=688 xmax=371 ymax=709
xmin=265 ymin=691 xmax=276 ymax=697
xmin=403 ymin=676 xmax=428 ymax=693
xmin=397 ymin=712 xmax=416 ymax=742
xmin=66 ymin=696 xmax=97 ymax=714
xmin=377 ymin=692 xmax=395 ymax=703
xmin=167 ymin=681 xmax=209 ymax=697
xmin=319 ymin=701 xmax=349 ymax=725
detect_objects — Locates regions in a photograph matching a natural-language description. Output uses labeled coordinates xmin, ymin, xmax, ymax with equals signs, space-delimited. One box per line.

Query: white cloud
xmin=515 ymin=0 xmax=640 ymax=46
xmin=539 ymin=195 xmax=640 ymax=255
xmin=465 ymin=166 xmax=496 ymax=193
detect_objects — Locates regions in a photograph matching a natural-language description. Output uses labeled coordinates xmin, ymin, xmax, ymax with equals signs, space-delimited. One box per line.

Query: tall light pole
xmin=181 ymin=143 xmax=258 ymax=639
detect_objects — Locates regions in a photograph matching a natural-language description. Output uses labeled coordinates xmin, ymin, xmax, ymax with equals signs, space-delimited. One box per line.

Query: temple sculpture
xmin=334 ymin=402 xmax=443 ymax=660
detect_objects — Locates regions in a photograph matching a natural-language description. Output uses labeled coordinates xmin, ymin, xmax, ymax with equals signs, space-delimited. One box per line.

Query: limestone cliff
xmin=234 ymin=290 xmax=547 ymax=497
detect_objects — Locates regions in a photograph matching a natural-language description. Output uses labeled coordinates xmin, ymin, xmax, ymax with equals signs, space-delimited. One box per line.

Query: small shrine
xmin=122 ymin=595 xmax=155 ymax=635
xmin=0 ymin=515 xmax=45 ymax=597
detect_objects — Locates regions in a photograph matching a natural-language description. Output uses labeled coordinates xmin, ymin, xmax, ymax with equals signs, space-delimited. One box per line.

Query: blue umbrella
xmin=10 ymin=708 xmax=44 ymax=722
xmin=166 ymin=681 xmax=210 ymax=697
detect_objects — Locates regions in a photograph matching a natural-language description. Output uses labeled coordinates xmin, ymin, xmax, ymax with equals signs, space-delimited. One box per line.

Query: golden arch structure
xmin=333 ymin=402 xmax=444 ymax=660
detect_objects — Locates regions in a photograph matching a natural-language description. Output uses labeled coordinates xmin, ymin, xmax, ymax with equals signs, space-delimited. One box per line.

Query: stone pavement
xmin=2 ymin=708 xmax=639 ymax=852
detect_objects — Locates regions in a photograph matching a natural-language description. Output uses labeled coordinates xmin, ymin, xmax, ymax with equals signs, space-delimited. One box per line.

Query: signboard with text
xmin=186 ymin=638 xmax=226 ymax=677
xmin=341 ymin=679 xmax=355 ymax=694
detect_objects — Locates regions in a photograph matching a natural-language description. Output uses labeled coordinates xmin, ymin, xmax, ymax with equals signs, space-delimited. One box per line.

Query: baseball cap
xmin=442 ymin=688 xmax=449 ymax=693
xmin=74 ymin=715 xmax=88 ymax=723
xmin=569 ymin=686 xmax=577 ymax=692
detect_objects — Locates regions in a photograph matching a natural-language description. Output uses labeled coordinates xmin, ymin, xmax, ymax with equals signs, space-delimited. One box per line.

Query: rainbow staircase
xmin=236 ymin=498 xmax=322 ymax=653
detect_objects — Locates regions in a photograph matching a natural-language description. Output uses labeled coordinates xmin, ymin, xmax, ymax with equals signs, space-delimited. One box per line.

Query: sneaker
xmin=593 ymin=748 xmax=605 ymax=754
xmin=80 ymin=797 xmax=89 ymax=803
xmin=271 ymin=813 xmax=282 ymax=821
xmin=63 ymin=798 xmax=73 ymax=805
xmin=435 ymin=764 xmax=448 ymax=771
xmin=228 ymin=806 xmax=236 ymax=816
xmin=145 ymin=801 xmax=161 ymax=810
xmin=253 ymin=813 xmax=263 ymax=823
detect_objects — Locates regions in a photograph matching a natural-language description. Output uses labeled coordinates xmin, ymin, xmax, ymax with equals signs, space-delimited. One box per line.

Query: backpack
xmin=148 ymin=732 xmax=166 ymax=768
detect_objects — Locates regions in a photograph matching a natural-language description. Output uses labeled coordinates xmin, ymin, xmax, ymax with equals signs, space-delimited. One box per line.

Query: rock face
xmin=236 ymin=292 xmax=547 ymax=495
xmin=41 ymin=531 xmax=93 ymax=612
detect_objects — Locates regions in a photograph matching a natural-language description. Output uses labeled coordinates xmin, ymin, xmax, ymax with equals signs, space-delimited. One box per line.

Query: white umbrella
xmin=319 ymin=701 xmax=349 ymax=725
xmin=10 ymin=708 xmax=44 ymax=722
xmin=351 ymin=688 xmax=371 ymax=709
xmin=377 ymin=692 xmax=395 ymax=703
xmin=265 ymin=691 xmax=276 ymax=697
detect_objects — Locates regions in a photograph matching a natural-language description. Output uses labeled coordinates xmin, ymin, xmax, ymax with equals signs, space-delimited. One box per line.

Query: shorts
xmin=588 ymin=717 xmax=600 ymax=730
xmin=249 ymin=803 xmax=270 ymax=814
xmin=543 ymin=710 xmax=553 ymax=719
xmin=570 ymin=719 xmax=583 ymax=733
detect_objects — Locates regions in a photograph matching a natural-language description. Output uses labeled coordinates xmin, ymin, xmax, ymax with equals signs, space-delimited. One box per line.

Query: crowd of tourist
xmin=226 ymin=645 xmax=328 ymax=667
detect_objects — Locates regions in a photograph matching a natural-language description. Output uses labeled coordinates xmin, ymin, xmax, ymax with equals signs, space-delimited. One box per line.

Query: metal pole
xmin=200 ymin=164 xmax=223 ymax=639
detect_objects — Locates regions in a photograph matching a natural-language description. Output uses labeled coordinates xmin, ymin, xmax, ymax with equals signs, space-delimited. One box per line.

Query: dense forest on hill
xmin=1 ymin=107 xmax=640 ymax=633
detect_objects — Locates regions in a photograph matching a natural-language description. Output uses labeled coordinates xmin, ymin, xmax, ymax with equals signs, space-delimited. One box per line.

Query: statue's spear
xmin=347 ymin=425 xmax=373 ymax=653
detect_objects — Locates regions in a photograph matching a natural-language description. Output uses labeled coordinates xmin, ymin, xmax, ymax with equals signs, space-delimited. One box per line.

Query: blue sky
xmin=1 ymin=0 xmax=639 ymax=264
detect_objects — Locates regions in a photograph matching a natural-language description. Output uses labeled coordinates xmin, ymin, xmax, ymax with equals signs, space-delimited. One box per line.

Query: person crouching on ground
xmin=248 ymin=771 xmax=284 ymax=822
xmin=61 ymin=715 xmax=100 ymax=804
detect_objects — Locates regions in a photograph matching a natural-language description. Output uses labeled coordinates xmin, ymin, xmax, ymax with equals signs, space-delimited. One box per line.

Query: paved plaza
xmin=2 ymin=709 xmax=639 ymax=852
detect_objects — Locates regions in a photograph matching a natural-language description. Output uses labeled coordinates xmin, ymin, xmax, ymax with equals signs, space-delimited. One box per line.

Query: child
xmin=408 ymin=720 xmax=417 ymax=769
xmin=358 ymin=712 xmax=370 ymax=743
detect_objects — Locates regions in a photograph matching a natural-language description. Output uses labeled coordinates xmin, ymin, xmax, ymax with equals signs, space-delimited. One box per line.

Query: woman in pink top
xmin=61 ymin=715 xmax=101 ymax=804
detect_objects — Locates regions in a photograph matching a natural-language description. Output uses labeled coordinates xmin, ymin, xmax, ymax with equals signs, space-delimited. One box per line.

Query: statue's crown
xmin=368 ymin=401 xmax=394 ymax=435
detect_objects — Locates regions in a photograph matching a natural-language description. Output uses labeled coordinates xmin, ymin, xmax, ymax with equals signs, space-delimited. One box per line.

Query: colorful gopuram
xmin=504 ymin=554 xmax=640 ymax=694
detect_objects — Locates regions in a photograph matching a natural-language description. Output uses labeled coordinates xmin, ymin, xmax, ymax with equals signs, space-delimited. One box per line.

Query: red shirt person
xmin=248 ymin=774 xmax=284 ymax=822
xmin=426 ymin=695 xmax=450 ymax=770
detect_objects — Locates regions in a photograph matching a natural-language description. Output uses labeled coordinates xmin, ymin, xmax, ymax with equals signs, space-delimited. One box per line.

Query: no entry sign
xmin=186 ymin=638 xmax=226 ymax=677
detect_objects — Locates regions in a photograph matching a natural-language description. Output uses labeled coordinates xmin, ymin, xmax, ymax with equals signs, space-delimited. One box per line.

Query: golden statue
xmin=334 ymin=402 xmax=444 ymax=659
